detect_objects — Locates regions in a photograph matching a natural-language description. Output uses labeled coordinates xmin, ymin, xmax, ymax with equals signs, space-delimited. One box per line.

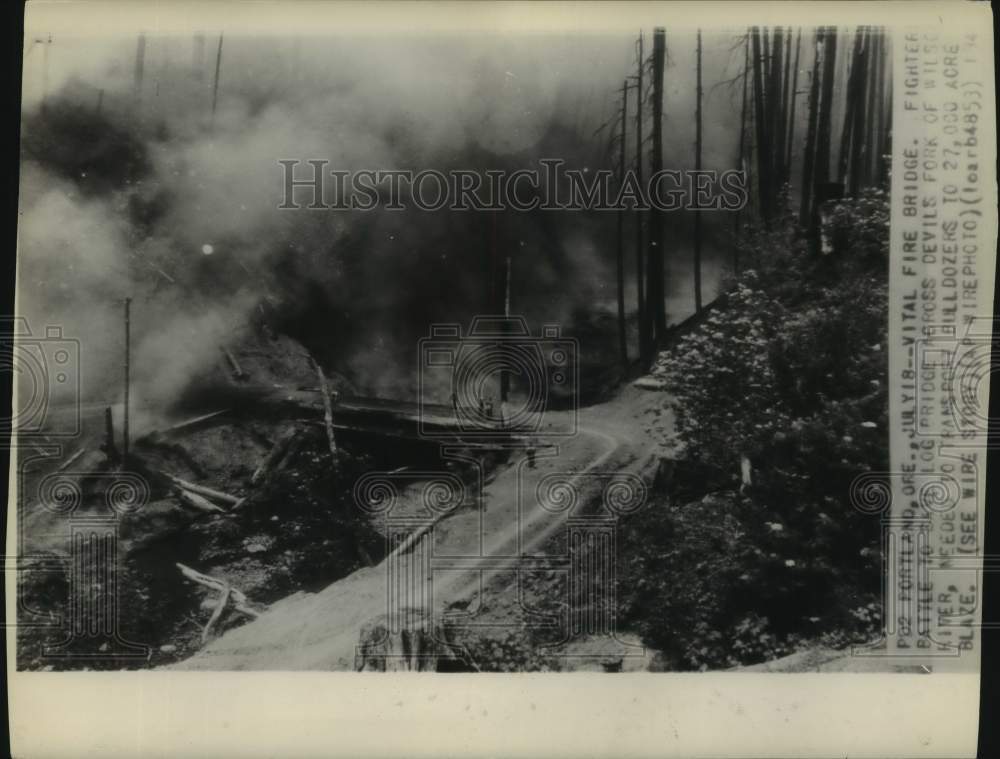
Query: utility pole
xmin=123 ymin=298 xmax=132 ymax=462
xmin=693 ymin=30 xmax=703 ymax=314
xmin=616 ymin=80 xmax=630 ymax=367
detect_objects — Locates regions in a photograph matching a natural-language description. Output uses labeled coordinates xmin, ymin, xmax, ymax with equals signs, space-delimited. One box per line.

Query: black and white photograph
xmin=5 ymin=1 xmax=996 ymax=756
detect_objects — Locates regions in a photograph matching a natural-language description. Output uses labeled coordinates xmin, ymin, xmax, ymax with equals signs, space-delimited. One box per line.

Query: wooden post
xmin=123 ymin=297 xmax=131 ymax=462
xmin=616 ymin=80 xmax=629 ymax=367
xmin=693 ymin=30 xmax=703 ymax=314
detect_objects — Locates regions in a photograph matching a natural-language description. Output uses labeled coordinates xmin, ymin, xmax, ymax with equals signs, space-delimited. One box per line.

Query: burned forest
xmin=14 ymin=23 xmax=897 ymax=673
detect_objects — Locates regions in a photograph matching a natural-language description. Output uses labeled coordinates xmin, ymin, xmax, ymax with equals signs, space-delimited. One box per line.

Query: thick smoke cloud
xmin=19 ymin=30 xmax=747 ymax=409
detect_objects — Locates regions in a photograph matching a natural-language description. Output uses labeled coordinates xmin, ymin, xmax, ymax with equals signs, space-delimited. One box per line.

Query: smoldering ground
xmin=18 ymin=30 xmax=752 ymax=411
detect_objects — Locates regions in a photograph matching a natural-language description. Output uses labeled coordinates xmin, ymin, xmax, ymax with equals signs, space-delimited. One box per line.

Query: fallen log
xmin=165 ymin=474 xmax=241 ymax=507
xmin=148 ymin=409 xmax=230 ymax=438
xmin=176 ymin=563 xmax=260 ymax=619
xmin=250 ymin=427 xmax=299 ymax=485
xmin=176 ymin=487 xmax=227 ymax=514
xmin=310 ymin=357 xmax=338 ymax=459
xmin=221 ymin=346 xmax=247 ymax=380
xmin=56 ymin=448 xmax=86 ymax=472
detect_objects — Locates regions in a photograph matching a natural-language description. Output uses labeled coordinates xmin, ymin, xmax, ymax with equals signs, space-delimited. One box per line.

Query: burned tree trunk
xmin=616 ymin=80 xmax=629 ymax=367
xmin=837 ymin=27 xmax=866 ymax=188
xmin=646 ymin=27 xmax=667 ymax=344
xmin=784 ymin=28 xmax=802 ymax=184
xmin=634 ymin=31 xmax=648 ymax=363
xmin=733 ymin=33 xmax=749 ymax=271
xmin=799 ymin=30 xmax=822 ymax=227
xmin=811 ymin=26 xmax=839 ymax=238
xmin=693 ymin=29 xmax=703 ymax=313
xmin=750 ymin=27 xmax=771 ymax=223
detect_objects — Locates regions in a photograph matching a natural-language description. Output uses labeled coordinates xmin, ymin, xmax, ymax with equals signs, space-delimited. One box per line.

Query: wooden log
xmin=176 ymin=487 xmax=227 ymax=514
xmin=222 ymin=346 xmax=247 ymax=380
xmin=176 ymin=563 xmax=260 ymax=618
xmin=165 ymin=474 xmax=241 ymax=506
xmin=202 ymin=587 xmax=230 ymax=642
xmin=310 ymin=357 xmax=338 ymax=459
xmin=250 ymin=427 xmax=298 ymax=485
xmin=149 ymin=409 xmax=230 ymax=438
xmin=56 ymin=448 xmax=86 ymax=472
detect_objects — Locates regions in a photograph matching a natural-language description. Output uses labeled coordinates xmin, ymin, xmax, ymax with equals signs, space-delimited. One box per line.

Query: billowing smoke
xmin=18 ymin=30 xmax=746 ymax=411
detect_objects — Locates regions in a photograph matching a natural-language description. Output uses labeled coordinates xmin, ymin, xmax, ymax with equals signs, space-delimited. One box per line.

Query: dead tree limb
xmin=176 ymin=487 xmax=227 ymax=514
xmin=165 ymin=474 xmax=241 ymax=507
xmin=176 ymin=562 xmax=260 ymax=618
xmin=57 ymin=447 xmax=86 ymax=472
xmin=310 ymin=357 xmax=338 ymax=460
xmin=221 ymin=347 xmax=247 ymax=380
xmin=250 ymin=427 xmax=299 ymax=485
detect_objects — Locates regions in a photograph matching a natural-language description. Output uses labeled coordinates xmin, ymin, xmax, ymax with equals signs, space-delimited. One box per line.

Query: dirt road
xmin=171 ymin=385 xmax=672 ymax=670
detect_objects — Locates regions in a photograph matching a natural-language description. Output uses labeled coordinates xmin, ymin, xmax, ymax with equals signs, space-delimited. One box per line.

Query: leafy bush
xmin=623 ymin=192 xmax=889 ymax=668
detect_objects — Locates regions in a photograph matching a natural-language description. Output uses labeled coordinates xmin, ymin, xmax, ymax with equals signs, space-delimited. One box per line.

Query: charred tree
xmin=784 ymin=28 xmax=802 ymax=182
xmin=211 ymin=33 xmax=224 ymax=124
xmin=837 ymin=27 xmax=866 ymax=188
xmin=811 ymin=25 xmax=838 ymax=237
xmin=693 ymin=30 xmax=703 ymax=313
xmin=848 ymin=29 xmax=871 ymax=196
xmin=750 ymin=27 xmax=772 ymax=223
xmin=616 ymin=80 xmax=630 ymax=367
xmin=646 ymin=27 xmax=667 ymax=345
xmin=733 ymin=31 xmax=750 ymax=271
xmin=634 ymin=31 xmax=648 ymax=363
xmin=799 ymin=30 xmax=822 ymax=227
